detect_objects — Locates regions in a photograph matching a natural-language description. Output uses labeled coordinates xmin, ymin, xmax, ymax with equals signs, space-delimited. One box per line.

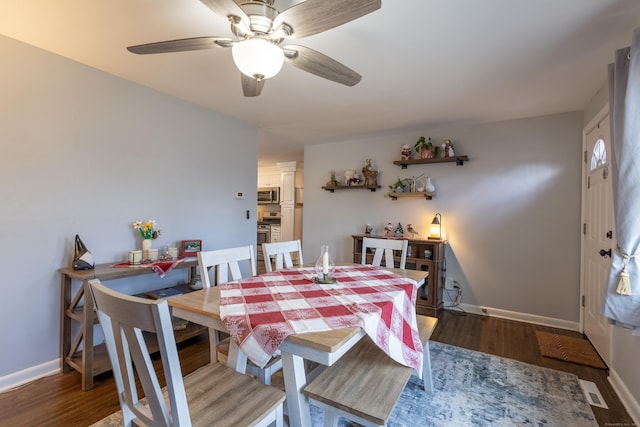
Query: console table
xmin=59 ymin=259 xmax=206 ymax=390
xmin=352 ymin=235 xmax=445 ymax=316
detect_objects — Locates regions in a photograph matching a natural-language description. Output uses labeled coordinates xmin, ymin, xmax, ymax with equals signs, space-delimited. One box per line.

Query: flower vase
xmin=142 ymin=239 xmax=152 ymax=252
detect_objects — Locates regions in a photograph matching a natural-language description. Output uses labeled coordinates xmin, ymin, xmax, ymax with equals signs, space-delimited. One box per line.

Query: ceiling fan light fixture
xmin=232 ymin=38 xmax=284 ymax=80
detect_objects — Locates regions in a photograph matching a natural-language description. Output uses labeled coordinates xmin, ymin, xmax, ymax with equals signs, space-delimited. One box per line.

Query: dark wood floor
xmin=0 ymin=311 xmax=632 ymax=427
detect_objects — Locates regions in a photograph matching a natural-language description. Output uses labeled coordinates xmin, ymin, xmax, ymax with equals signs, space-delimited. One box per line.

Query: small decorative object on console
xmin=181 ymin=240 xmax=202 ymax=257
xmin=384 ymin=221 xmax=394 ymax=237
xmin=406 ymin=224 xmax=419 ymax=237
xmin=72 ymin=234 xmax=95 ymax=270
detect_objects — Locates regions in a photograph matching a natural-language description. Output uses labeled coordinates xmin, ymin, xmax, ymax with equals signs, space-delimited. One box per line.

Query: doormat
xmin=535 ymin=331 xmax=607 ymax=369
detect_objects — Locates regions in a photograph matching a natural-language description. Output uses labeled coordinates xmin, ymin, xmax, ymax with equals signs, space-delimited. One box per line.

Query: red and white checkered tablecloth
xmin=219 ymin=265 xmax=423 ymax=376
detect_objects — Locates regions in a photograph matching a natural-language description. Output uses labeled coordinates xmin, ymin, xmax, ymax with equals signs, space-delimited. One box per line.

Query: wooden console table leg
xmin=81 ymin=280 xmax=95 ymax=391
xmin=60 ymin=274 xmax=72 ymax=374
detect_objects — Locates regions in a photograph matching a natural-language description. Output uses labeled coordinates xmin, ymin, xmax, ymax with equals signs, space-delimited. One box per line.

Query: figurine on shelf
xmin=442 ymin=139 xmax=455 ymax=158
xmin=326 ymin=170 xmax=338 ymax=187
xmin=394 ymin=223 xmax=404 ymax=237
xmin=343 ymin=170 xmax=361 ymax=186
xmin=406 ymin=224 xmax=419 ymax=237
xmin=384 ymin=221 xmax=394 ymax=237
xmin=362 ymin=159 xmax=378 ymax=187
xmin=401 ymin=145 xmax=412 ymax=160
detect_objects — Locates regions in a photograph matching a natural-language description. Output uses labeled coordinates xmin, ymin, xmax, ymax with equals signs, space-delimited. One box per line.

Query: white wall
xmin=303 ymin=111 xmax=583 ymax=323
xmin=0 ymin=35 xmax=258 ymax=385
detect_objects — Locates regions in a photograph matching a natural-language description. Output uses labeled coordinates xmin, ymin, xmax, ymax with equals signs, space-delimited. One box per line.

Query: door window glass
xmin=590 ymin=138 xmax=607 ymax=171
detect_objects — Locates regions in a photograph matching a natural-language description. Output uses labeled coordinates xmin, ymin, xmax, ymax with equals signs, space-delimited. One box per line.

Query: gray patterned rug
xmin=92 ymin=342 xmax=597 ymax=426
xmin=311 ymin=341 xmax=598 ymax=426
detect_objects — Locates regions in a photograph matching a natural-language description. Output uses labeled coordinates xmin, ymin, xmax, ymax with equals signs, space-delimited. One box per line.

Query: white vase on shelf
xmin=425 ymin=177 xmax=435 ymax=193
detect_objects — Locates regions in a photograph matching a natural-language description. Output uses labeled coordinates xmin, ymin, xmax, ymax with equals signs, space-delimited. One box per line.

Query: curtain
xmin=604 ymin=27 xmax=640 ymax=331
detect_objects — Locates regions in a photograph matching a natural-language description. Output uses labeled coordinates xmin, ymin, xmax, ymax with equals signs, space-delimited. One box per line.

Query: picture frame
xmin=181 ymin=240 xmax=202 ymax=257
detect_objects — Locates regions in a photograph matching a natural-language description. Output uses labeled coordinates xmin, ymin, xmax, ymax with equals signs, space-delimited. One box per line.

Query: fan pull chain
xmin=615 ymin=245 xmax=638 ymax=296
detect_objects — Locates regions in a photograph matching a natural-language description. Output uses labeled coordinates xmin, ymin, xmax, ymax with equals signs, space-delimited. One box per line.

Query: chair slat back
xmin=89 ymin=279 xmax=191 ymax=426
xmin=197 ymin=245 xmax=256 ymax=286
xmin=361 ymin=237 xmax=408 ymax=269
xmin=262 ymin=240 xmax=304 ymax=272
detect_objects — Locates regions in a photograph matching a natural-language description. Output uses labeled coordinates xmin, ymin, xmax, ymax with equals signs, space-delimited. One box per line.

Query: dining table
xmin=168 ymin=265 xmax=428 ymax=427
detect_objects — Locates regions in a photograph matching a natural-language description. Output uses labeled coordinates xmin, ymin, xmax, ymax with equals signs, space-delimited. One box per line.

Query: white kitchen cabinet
xmin=270 ymin=225 xmax=281 ymax=242
xmin=258 ymin=172 xmax=281 ymax=188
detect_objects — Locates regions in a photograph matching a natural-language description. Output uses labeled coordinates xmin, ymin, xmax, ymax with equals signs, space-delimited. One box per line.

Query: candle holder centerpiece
xmin=314 ymin=244 xmax=336 ymax=284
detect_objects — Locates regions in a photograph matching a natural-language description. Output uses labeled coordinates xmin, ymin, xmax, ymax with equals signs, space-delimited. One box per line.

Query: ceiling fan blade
xmin=241 ymin=74 xmax=265 ymax=97
xmin=283 ymin=45 xmax=362 ymax=87
xmin=273 ymin=0 xmax=380 ymax=39
xmin=127 ymin=37 xmax=233 ymax=54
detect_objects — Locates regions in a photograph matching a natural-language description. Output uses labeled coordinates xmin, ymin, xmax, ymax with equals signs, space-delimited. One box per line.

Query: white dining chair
xmin=89 ymin=279 xmax=285 ymax=427
xmin=197 ymin=245 xmax=283 ymax=385
xmin=262 ymin=240 xmax=304 ymax=272
xmin=361 ymin=237 xmax=408 ymax=269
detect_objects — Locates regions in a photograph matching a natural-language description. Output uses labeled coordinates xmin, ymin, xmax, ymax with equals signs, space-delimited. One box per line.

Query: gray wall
xmin=303 ymin=112 xmax=584 ymax=323
xmin=0 ymin=35 xmax=258 ymax=385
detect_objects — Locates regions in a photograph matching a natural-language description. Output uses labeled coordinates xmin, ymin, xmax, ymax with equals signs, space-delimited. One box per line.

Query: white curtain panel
xmin=604 ymin=27 xmax=640 ymax=331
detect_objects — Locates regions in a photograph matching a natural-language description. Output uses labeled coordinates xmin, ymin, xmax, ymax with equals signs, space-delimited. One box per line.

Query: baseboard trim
xmin=0 ymin=359 xmax=60 ymax=393
xmin=449 ymin=303 xmax=581 ymax=332
xmin=609 ymin=368 xmax=640 ymax=426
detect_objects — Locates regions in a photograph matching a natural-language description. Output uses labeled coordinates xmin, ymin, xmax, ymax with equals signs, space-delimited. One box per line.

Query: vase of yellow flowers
xmin=133 ymin=219 xmax=161 ymax=253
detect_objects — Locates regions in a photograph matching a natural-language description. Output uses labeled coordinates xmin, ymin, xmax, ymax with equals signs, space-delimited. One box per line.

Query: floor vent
xmin=579 ymin=379 xmax=608 ymax=409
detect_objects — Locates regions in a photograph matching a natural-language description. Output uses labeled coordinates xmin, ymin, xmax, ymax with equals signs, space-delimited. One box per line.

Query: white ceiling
xmin=2 ymin=1 xmax=639 ymax=166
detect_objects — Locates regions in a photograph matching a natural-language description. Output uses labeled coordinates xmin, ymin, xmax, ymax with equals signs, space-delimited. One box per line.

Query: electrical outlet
xmin=445 ymin=278 xmax=455 ymax=290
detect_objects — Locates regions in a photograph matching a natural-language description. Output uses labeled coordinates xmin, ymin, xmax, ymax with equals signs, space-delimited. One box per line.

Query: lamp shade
xmin=232 ymin=38 xmax=284 ymax=80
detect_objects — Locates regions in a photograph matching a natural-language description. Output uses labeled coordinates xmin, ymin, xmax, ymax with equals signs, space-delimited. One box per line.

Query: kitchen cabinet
xmin=258 ymin=172 xmax=281 ymax=188
xmin=352 ymin=235 xmax=445 ymax=316
xmin=270 ymin=225 xmax=281 ymax=242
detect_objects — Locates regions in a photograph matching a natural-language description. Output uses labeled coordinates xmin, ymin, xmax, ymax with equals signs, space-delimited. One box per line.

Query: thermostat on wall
xmin=234 ymin=191 xmax=245 ymax=199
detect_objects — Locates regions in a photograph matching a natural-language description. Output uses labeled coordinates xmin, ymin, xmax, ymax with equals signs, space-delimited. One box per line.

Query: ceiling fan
xmin=127 ymin=0 xmax=381 ymax=97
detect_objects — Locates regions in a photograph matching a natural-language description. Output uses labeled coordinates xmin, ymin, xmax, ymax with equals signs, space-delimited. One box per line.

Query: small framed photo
xmin=181 ymin=240 xmax=202 ymax=257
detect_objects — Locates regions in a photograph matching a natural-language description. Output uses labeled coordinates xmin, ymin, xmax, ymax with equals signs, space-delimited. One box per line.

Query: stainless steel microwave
xmin=257 ymin=187 xmax=280 ymax=204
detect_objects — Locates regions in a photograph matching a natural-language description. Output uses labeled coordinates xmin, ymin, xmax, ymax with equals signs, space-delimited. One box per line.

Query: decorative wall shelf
xmin=322 ymin=185 xmax=381 ymax=193
xmin=393 ymin=155 xmax=469 ymax=169
xmin=388 ymin=191 xmax=434 ymax=200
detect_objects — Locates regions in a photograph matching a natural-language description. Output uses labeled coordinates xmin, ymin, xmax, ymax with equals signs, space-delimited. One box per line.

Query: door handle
xmin=599 ymin=249 xmax=612 ymax=258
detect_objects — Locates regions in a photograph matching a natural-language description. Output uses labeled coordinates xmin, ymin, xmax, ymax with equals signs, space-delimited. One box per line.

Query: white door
xmin=582 ymin=111 xmax=614 ymax=366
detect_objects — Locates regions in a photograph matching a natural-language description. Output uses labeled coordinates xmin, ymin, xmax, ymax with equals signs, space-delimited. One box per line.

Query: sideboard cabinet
xmin=351 ymin=235 xmax=445 ymax=316
xmin=59 ymin=260 xmax=206 ymax=390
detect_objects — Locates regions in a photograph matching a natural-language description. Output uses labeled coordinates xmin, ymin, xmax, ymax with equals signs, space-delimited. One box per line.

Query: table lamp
xmin=428 ymin=213 xmax=442 ymax=240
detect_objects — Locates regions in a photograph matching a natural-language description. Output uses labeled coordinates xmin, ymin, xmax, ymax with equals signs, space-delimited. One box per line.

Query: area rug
xmin=535 ymin=331 xmax=607 ymax=369
xmin=92 ymin=342 xmax=598 ymax=427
